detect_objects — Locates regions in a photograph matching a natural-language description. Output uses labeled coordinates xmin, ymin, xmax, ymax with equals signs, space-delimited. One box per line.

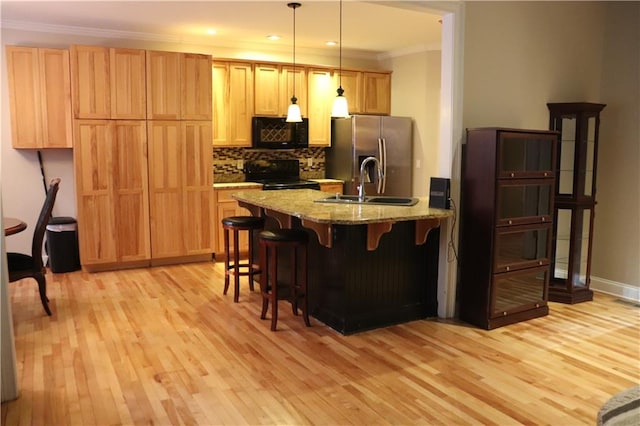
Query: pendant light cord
xmin=339 ymin=0 xmax=343 ymax=89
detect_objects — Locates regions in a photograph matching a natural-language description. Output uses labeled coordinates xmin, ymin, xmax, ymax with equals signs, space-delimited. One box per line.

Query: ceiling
xmin=0 ymin=1 xmax=443 ymax=59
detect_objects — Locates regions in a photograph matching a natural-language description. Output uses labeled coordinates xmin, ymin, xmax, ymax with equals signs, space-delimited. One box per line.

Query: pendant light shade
xmin=331 ymin=0 xmax=349 ymax=118
xmin=286 ymin=2 xmax=303 ymax=123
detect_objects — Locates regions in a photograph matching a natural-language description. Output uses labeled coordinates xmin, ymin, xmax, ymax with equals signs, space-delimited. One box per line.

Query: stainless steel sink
xmin=315 ymin=194 xmax=419 ymax=206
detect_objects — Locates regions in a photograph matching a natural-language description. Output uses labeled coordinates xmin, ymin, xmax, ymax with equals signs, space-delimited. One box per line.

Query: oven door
xmin=252 ymin=117 xmax=308 ymax=149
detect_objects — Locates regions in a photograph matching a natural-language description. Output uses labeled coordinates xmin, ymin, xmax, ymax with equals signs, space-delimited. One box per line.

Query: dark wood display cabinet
xmin=459 ymin=127 xmax=558 ymax=329
xmin=547 ymin=102 xmax=606 ymax=303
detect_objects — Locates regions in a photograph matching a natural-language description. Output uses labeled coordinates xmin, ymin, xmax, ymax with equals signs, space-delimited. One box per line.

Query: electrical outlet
xmin=237 ymin=159 xmax=244 ymax=170
xmin=307 ymin=158 xmax=313 ymax=167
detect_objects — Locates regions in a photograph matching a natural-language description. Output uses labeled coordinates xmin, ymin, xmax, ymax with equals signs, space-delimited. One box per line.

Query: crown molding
xmin=0 ymin=19 xmax=383 ymax=62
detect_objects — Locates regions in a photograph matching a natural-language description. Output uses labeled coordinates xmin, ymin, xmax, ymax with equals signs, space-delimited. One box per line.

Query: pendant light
xmin=331 ymin=0 xmax=349 ymax=118
xmin=286 ymin=2 xmax=303 ymax=122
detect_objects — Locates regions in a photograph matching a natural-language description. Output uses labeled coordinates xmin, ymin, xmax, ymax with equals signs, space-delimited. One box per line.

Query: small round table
xmin=4 ymin=217 xmax=27 ymax=236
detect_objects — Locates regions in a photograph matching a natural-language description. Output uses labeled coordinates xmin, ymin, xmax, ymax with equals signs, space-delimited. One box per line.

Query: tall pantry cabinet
xmin=71 ymin=45 xmax=213 ymax=271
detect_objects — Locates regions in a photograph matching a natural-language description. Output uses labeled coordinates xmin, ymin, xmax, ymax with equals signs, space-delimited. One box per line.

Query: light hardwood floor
xmin=2 ymin=261 xmax=639 ymax=425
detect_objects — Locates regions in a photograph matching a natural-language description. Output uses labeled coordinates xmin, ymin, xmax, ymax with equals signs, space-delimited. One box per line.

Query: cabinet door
xmin=6 ymin=47 xmax=41 ymax=148
xmin=74 ymin=120 xmax=117 ymax=265
xmin=490 ymin=266 xmax=548 ymax=318
xmin=6 ymin=47 xmax=73 ymax=149
xmin=146 ymin=50 xmax=181 ymax=120
xmin=70 ymin=45 xmax=110 ymax=119
xmin=362 ymin=72 xmax=391 ymax=115
xmin=497 ymin=179 xmax=554 ymax=227
xmin=147 ymin=121 xmax=184 ymax=258
xmin=110 ymin=48 xmax=146 ymax=119
xmin=320 ymin=183 xmax=344 ymax=194
xmin=498 ymin=131 xmax=556 ymax=178
xmin=212 ymin=62 xmax=229 ymax=145
xmin=39 ymin=49 xmax=73 ymax=148
xmin=307 ymin=68 xmax=333 ymax=147
xmin=111 ymin=121 xmax=151 ymax=262
xmin=254 ymin=63 xmax=280 ymax=116
xmin=494 ymin=223 xmax=552 ymax=273
xmin=212 ymin=61 xmax=253 ymax=147
xmin=332 ymin=69 xmax=362 ymax=114
xmin=182 ymin=121 xmax=214 ymax=255
xmin=279 ymin=65 xmax=307 ymax=117
xmin=228 ymin=62 xmax=253 ymax=146
xmin=182 ymin=53 xmax=212 ymax=120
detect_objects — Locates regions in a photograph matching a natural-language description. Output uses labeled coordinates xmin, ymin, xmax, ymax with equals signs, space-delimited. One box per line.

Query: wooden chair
xmin=7 ymin=177 xmax=61 ymax=316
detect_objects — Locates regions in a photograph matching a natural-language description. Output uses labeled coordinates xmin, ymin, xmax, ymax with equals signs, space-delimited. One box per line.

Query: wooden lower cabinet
xmin=213 ymin=186 xmax=262 ymax=259
xmin=74 ymin=120 xmax=150 ymax=268
xmin=319 ymin=182 xmax=344 ymax=194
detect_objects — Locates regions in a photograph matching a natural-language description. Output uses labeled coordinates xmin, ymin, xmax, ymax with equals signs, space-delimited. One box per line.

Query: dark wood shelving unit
xmin=459 ymin=127 xmax=559 ymax=329
xmin=547 ymin=102 xmax=606 ymax=303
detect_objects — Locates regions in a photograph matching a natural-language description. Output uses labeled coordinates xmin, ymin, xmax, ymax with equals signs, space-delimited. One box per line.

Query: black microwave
xmin=252 ymin=116 xmax=309 ymax=149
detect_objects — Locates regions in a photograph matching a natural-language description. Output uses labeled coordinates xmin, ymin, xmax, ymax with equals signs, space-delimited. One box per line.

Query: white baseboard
xmin=591 ymin=275 xmax=640 ymax=303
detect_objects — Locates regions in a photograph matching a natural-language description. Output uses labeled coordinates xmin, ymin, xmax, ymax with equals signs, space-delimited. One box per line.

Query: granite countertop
xmin=231 ymin=188 xmax=453 ymax=225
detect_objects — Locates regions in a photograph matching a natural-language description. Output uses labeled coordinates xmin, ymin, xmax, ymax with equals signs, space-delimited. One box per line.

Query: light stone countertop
xmin=231 ymin=188 xmax=453 ymax=225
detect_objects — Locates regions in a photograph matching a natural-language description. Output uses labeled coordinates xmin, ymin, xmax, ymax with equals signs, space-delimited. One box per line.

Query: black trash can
xmin=46 ymin=216 xmax=81 ymax=273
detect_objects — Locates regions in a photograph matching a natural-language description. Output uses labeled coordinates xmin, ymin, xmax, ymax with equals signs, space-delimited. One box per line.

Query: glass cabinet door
xmin=498 ymin=132 xmax=556 ymax=178
xmin=496 ymin=180 xmax=553 ymax=226
xmin=494 ymin=223 xmax=551 ymax=273
xmin=491 ymin=266 xmax=548 ymax=318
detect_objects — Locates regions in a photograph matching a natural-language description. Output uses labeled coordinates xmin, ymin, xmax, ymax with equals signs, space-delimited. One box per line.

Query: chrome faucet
xmin=358 ymin=156 xmax=384 ymax=202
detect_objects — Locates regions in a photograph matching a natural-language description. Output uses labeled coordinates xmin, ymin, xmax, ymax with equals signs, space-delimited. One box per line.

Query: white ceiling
xmin=0 ymin=1 xmax=443 ymax=59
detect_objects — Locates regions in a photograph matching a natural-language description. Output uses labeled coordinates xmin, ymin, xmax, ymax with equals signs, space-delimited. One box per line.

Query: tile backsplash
xmin=213 ymin=147 xmax=326 ymax=183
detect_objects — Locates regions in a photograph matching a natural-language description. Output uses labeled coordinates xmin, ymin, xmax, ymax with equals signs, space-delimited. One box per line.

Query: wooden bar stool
xmin=258 ymin=229 xmax=311 ymax=331
xmin=222 ymin=216 xmax=264 ymax=303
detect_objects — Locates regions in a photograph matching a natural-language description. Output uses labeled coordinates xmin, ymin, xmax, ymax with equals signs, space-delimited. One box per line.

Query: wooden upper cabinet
xmin=212 ymin=61 xmax=253 ymax=147
xmin=254 ymin=63 xmax=307 ymax=118
xmin=71 ymin=45 xmax=146 ymax=119
xmin=146 ymin=50 xmax=181 ymax=120
xmin=280 ymin=65 xmax=307 ymax=117
xmin=181 ymin=53 xmax=212 ymax=120
xmin=254 ymin=64 xmax=280 ymax=116
xmin=70 ymin=45 xmax=110 ymax=119
xmin=362 ymin=72 xmax=391 ymax=115
xmin=110 ymin=48 xmax=146 ymax=119
xmin=6 ymin=46 xmax=73 ymax=148
xmin=332 ymin=69 xmax=363 ymax=115
xmin=307 ymin=68 xmax=333 ymax=147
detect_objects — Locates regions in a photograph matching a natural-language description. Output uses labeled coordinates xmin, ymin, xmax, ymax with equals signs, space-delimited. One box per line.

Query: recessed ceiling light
xmin=206 ymin=29 xmax=217 ymax=35
xmin=267 ymin=35 xmax=281 ymax=41
xmin=326 ymin=41 xmax=337 ymax=46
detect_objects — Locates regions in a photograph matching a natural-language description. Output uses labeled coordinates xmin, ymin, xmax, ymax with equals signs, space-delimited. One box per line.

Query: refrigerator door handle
xmin=379 ymin=137 xmax=387 ymax=194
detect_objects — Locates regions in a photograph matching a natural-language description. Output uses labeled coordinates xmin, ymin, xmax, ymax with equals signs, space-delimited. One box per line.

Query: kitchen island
xmin=232 ymin=189 xmax=453 ymax=335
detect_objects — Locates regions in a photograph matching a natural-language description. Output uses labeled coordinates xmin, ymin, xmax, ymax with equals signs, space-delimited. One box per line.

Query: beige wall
xmin=592 ymin=2 xmax=640 ymax=290
xmin=382 ymin=50 xmax=442 ymax=197
xmin=462 ymin=1 xmax=639 ymax=294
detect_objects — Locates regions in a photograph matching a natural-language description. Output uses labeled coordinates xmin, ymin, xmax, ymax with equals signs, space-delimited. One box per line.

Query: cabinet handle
xmin=510 ymin=173 xmax=515 ymax=177
xmin=506 ymin=266 xmax=510 ymax=271
xmin=544 ymin=172 xmax=548 ymax=177
xmin=541 ymin=217 xmax=546 ymax=222
xmin=538 ymin=261 xmax=543 ymax=265
xmin=508 ymin=220 xmax=513 ymax=225
xmin=535 ymin=303 xmax=540 ymax=308
xmin=503 ymin=312 xmax=507 ymax=316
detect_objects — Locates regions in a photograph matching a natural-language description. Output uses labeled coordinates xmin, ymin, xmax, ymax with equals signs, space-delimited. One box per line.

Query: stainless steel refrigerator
xmin=326 ymin=115 xmax=413 ymax=197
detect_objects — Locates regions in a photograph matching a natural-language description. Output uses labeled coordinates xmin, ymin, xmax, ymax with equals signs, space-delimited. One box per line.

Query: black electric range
xmin=244 ymin=159 xmax=321 ymax=190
